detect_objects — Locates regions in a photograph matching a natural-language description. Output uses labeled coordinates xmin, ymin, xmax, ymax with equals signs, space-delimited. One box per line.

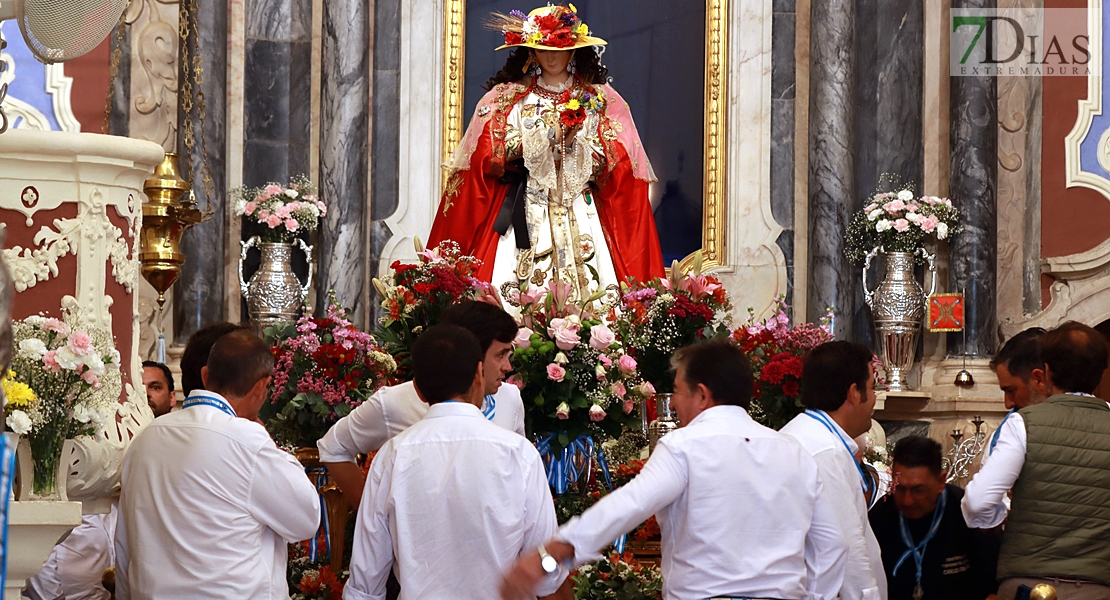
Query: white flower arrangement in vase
xmin=232 ymin=174 xmax=326 ymax=243
xmin=845 ymin=185 xmax=962 ymax=263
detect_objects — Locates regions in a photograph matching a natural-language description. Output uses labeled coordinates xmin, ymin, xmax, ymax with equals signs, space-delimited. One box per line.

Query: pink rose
xmin=547 ymin=318 xmax=581 ymax=351
xmin=513 ymin=327 xmax=534 ymax=348
xmin=624 ymin=398 xmax=635 ymax=414
xmin=893 ymin=218 xmax=910 ymax=232
xmin=883 ymin=199 xmax=906 ymax=213
xmin=589 ymin=324 xmax=616 ymax=351
xmin=639 ymin=381 xmax=656 ymax=397
xmin=284 ymin=219 xmax=298 ymax=231
xmin=599 ymin=355 xmax=612 ymax=367
xmin=546 ymin=363 xmax=566 ymax=383
xmin=266 ymin=214 xmax=282 ymax=228
xmin=507 ymin=374 xmax=525 ymax=390
xmin=42 ymin=318 xmax=68 ymax=335
xmin=610 ymin=382 xmax=627 ymax=398
xmin=316 ymin=201 xmax=327 ymax=216
xmin=555 ymin=402 xmax=570 ymax=420
xmin=67 ymin=331 xmax=94 ymax=356
xmin=595 ymin=365 xmax=607 ymax=380
xmin=618 ymin=354 xmax=637 ymax=373
xmin=919 ymin=215 xmax=940 ymax=233
xmin=265 ymin=184 xmax=283 ymax=195
xmin=589 ymin=405 xmax=606 ymax=422
xmin=864 ymin=202 xmax=878 ymax=212
xmin=43 ymin=350 xmax=61 ymax=373
xmin=275 ymin=205 xmax=292 ymax=219
xmin=244 ymin=201 xmax=257 ymax=215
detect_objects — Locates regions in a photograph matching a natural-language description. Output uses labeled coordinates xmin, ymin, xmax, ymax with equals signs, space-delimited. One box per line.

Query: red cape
xmin=429 ymin=87 xmax=664 ymax=285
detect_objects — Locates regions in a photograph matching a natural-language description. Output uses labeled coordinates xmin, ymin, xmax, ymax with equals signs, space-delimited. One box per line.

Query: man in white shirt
xmin=344 ymin=324 xmax=566 ymax=600
xmin=115 ymin=330 xmax=321 ymax=600
xmin=780 ymin=340 xmax=887 ymax=600
xmin=963 ymin=322 xmax=1110 ymax=599
xmin=500 ymin=339 xmax=848 ymax=600
xmin=986 ymin=327 xmax=1047 ymax=457
xmin=319 ymin=300 xmax=524 ymax=506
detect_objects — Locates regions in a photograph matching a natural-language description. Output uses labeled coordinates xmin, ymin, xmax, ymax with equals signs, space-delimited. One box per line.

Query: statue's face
xmin=533 ymin=49 xmax=572 ymax=78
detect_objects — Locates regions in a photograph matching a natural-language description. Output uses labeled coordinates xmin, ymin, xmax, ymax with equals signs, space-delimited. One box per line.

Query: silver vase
xmin=238 ymin=237 xmax=314 ymax=335
xmin=863 ymin=249 xmax=936 ymax=392
xmin=647 ymin=393 xmax=679 ymax=453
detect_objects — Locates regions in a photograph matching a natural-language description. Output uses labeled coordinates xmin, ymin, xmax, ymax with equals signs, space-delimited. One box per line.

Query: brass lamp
xmin=139 ymin=152 xmax=203 ymax=309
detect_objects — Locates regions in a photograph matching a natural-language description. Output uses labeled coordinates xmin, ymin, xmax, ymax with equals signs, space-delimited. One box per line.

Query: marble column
xmin=173 ymin=0 xmax=228 ymax=344
xmin=315 ymin=0 xmax=370 ymax=327
xmin=771 ymin=0 xmax=797 ymax=314
xmin=807 ymin=0 xmax=855 ymax=337
xmin=108 ymin=20 xmax=131 ymax=137
xmin=369 ymin=0 xmax=400 ymax=325
xmin=948 ymin=0 xmax=998 ymax=357
xmin=243 ymin=0 xmax=312 ymax=185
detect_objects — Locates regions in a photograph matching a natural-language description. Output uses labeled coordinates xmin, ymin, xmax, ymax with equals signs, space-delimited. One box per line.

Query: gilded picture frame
xmin=439 ymin=0 xmax=730 ymax=271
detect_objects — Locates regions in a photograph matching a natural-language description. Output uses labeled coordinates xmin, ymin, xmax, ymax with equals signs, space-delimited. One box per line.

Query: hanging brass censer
xmin=139 ymin=153 xmax=202 ymax=308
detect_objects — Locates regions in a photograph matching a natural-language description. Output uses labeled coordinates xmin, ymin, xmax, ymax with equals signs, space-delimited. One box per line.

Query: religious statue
xmin=428 ymin=5 xmax=665 ymax=300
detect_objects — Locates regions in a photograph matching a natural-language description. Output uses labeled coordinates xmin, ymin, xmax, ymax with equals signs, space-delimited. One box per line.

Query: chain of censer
xmin=102 ymin=0 xmax=214 ymax=215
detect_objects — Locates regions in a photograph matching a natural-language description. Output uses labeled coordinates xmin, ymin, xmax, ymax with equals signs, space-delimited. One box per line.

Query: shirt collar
xmin=183 ymin=390 xmax=237 ymax=417
xmin=811 ymin=409 xmax=859 ymax=454
xmin=426 ymin=401 xmax=484 ymax=419
xmin=686 ymin=403 xmax=753 ymax=427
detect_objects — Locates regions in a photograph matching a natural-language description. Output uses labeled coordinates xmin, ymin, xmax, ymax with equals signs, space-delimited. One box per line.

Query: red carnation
xmin=547 ymin=28 xmax=576 ymax=48
xmin=782 ymin=380 xmax=800 ymax=397
xmin=560 ymin=108 xmax=586 ymax=127
xmin=504 ymin=31 xmax=524 ymax=45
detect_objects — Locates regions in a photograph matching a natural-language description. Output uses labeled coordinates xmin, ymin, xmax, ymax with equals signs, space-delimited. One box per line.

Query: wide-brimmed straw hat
xmin=490 ymin=4 xmax=607 ymax=51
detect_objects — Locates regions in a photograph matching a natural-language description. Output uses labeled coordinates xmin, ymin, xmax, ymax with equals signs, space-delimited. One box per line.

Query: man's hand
xmin=322 ymin=461 xmax=367 ymax=507
xmin=501 ymin=540 xmax=575 ymax=600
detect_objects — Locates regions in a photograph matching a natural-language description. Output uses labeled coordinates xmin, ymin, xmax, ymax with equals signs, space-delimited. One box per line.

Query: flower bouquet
xmin=507 ymin=279 xmax=648 ymax=453
xmin=844 ymin=182 xmax=961 ymax=264
xmin=287 ymin=554 xmax=347 ymax=600
xmin=233 ymin=174 xmax=325 ymax=244
xmin=262 ymin=300 xmax=396 ymax=448
xmin=615 ymin=256 xmax=732 ymax=393
xmin=4 ymin=309 xmax=121 ymax=497
xmin=730 ymin=298 xmax=834 ymax=430
xmin=572 ymin=552 xmax=664 ymax=600
xmin=372 ymin=240 xmax=493 ymax=380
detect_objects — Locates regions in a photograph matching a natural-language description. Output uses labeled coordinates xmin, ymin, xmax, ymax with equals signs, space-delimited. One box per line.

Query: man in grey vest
xmin=962 ymin=321 xmax=1110 ymax=600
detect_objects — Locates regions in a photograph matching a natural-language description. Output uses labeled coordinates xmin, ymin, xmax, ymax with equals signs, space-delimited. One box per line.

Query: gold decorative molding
xmin=441 ymin=0 xmax=466 ymax=186
xmin=440 ymin=0 xmax=729 ymax=272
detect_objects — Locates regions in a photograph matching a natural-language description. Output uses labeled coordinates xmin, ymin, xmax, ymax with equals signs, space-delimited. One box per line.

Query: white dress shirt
xmin=317 ymin=381 xmax=525 ymax=463
xmin=781 ymin=411 xmax=887 ymax=600
xmin=26 ymin=503 xmax=118 ymax=600
xmin=115 ymin=391 xmax=321 ymax=600
xmin=558 ymin=405 xmax=848 ymax=600
xmin=344 ymin=401 xmax=563 ymax=600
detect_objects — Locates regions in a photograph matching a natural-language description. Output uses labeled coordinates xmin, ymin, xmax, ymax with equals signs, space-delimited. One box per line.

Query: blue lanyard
xmin=804 ymin=409 xmax=872 ymax=496
xmin=182 ymin=392 xmax=237 ymax=418
xmin=989 ymin=408 xmax=1016 ymax=454
xmin=893 ymin=488 xmax=948 ymax=587
xmin=482 ymin=394 xmax=496 ymax=421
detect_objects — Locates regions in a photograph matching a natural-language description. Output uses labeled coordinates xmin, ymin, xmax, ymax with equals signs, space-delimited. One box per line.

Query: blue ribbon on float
xmin=535 ymin=433 xmax=626 ymax=553
xmin=305 ymin=466 xmax=331 ymax=562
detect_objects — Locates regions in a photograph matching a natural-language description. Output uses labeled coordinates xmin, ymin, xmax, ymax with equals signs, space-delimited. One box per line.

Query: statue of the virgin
xmin=428 ymin=5 xmax=665 ymax=299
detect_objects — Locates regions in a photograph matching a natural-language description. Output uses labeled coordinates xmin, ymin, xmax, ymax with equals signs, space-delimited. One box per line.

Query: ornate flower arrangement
xmin=372 ymin=240 xmax=493 ymax=380
xmin=615 ymin=258 xmax=732 ymax=393
xmin=262 ymin=301 xmax=396 ymax=448
xmin=287 ymin=555 xmax=347 ymax=600
xmin=495 ymin=5 xmax=592 ymax=49
xmin=507 ymin=279 xmax=648 ymax=451
xmin=730 ymin=299 xmax=834 ymax=430
xmin=233 ymin=174 xmax=325 ymax=244
xmin=558 ymin=88 xmax=603 ymax=128
xmin=4 ymin=310 xmax=121 ymax=497
xmin=572 ymin=552 xmax=664 ymax=600
xmin=845 ymin=184 xmax=961 ymax=264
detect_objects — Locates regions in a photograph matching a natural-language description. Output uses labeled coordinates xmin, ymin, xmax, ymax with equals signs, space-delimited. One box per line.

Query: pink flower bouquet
xmin=845 ymin=181 xmax=961 ymax=264
xmin=505 ymin=280 xmax=647 ymax=451
xmin=262 ymin=300 xmax=396 ymax=447
xmin=233 ymin=174 xmax=325 ymax=243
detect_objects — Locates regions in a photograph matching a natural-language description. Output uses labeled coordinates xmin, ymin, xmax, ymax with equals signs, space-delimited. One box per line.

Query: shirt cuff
xmin=341 ymin=584 xmax=384 ymax=600
xmin=554 ymin=520 xmax=603 ymax=568
xmin=316 ymin=436 xmax=357 ymax=464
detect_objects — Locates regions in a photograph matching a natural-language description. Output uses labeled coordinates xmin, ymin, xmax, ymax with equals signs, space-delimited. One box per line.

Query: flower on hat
xmin=491 ymin=5 xmax=600 ymax=50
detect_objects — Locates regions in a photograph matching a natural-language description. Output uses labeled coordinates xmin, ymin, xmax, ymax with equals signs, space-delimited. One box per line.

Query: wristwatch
xmin=537 ymin=544 xmax=559 ymax=574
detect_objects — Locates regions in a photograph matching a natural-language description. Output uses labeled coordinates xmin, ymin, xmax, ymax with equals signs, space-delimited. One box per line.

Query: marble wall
xmin=771 ymin=0 xmax=797 ymax=313
xmin=369 ymin=0 xmax=402 ymax=325
xmin=173 ymin=0 xmax=229 ymax=344
xmin=315 ymin=0 xmax=370 ymax=327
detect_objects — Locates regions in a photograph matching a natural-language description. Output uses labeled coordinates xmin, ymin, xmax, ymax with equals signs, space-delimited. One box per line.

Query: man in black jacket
xmin=870 ymin=436 xmax=1000 ymax=600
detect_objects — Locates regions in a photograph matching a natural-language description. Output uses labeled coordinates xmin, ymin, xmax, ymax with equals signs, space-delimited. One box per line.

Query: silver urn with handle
xmin=863 ymin=248 xmax=936 ymax=392
xmin=238 ymin=237 xmax=314 ymax=335
xmin=647 ymin=393 xmax=680 ymax=453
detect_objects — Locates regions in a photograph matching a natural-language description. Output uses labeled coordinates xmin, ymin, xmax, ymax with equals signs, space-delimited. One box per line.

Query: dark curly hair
xmin=483 ymin=46 xmax=610 ymax=90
